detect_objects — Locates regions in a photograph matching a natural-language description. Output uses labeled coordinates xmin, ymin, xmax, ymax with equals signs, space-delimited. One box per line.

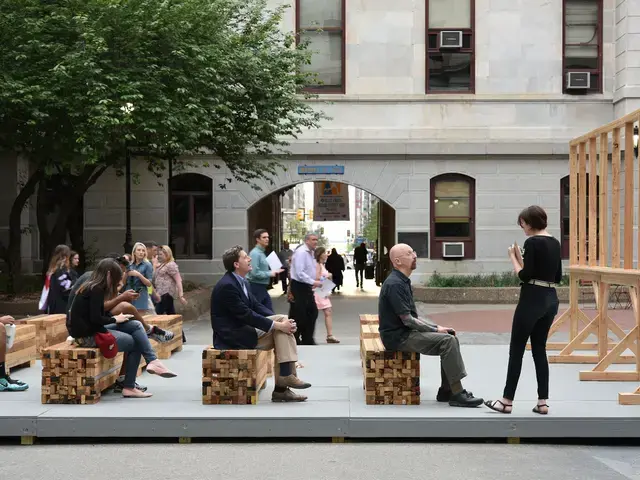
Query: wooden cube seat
xmin=6 ymin=324 xmax=37 ymax=373
xmin=202 ymin=348 xmax=274 ymax=405
xmin=21 ymin=314 xmax=68 ymax=358
xmin=144 ymin=314 xmax=184 ymax=359
xmin=361 ymin=336 xmax=420 ymax=405
xmin=359 ymin=314 xmax=379 ymax=325
xmin=41 ymin=342 xmax=124 ymax=404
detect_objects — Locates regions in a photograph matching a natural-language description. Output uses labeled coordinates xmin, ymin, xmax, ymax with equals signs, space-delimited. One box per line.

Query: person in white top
xmin=288 ymin=233 xmax=321 ymax=345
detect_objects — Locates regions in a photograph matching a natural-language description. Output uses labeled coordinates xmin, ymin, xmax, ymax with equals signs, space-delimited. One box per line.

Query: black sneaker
xmin=449 ymin=389 xmax=483 ymax=408
xmin=113 ymin=379 xmax=147 ymax=393
xmin=437 ymin=388 xmax=475 ymax=403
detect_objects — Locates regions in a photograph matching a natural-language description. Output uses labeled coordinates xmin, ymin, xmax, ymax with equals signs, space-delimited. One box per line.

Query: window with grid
xmin=563 ymin=0 xmax=602 ymax=94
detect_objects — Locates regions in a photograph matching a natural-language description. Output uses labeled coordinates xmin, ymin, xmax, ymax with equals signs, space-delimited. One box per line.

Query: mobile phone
xmin=135 ymin=286 xmax=145 ymax=293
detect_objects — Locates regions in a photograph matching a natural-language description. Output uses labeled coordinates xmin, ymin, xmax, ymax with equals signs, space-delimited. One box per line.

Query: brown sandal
xmin=327 ymin=335 xmax=340 ymax=344
xmin=484 ymin=399 xmax=512 ymax=414
xmin=532 ymin=403 xmax=549 ymax=415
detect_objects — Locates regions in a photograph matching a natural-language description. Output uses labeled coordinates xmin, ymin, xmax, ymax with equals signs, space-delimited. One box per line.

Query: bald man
xmin=378 ymin=243 xmax=483 ymax=408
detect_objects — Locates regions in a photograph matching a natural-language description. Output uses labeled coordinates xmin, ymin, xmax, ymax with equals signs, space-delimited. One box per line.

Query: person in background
xmin=126 ymin=242 xmax=154 ymax=314
xmin=325 ymin=248 xmax=345 ymax=293
xmin=0 ymin=315 xmax=29 ymax=392
xmin=353 ymin=242 xmax=368 ymax=290
xmin=153 ymin=245 xmax=187 ymax=314
xmin=69 ymin=253 xmax=174 ymax=344
xmin=145 ymin=241 xmax=159 ymax=271
xmin=313 ymin=247 xmax=339 ymax=344
xmin=277 ymin=241 xmax=293 ymax=294
xmin=44 ymin=244 xmax=74 ymax=314
xmin=378 ymin=243 xmax=483 ymax=408
xmin=289 ymin=233 xmax=321 ymax=345
xmin=484 ymin=206 xmax=562 ymax=415
xmin=247 ymin=229 xmax=282 ymax=311
xmin=69 ymin=250 xmax=80 ymax=283
xmin=68 ymin=258 xmax=176 ymax=399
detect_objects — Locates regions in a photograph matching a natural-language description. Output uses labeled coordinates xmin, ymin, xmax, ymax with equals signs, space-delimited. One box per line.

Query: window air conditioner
xmin=442 ymin=242 xmax=464 ymax=258
xmin=566 ymin=72 xmax=590 ymax=90
xmin=439 ymin=31 xmax=463 ymax=48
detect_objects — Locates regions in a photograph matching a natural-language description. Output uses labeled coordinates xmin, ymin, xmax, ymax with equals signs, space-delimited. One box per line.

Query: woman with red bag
xmin=68 ymin=258 xmax=176 ymax=399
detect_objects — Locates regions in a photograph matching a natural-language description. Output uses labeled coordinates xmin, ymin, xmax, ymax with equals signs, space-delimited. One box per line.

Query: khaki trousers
xmin=256 ymin=314 xmax=298 ymax=365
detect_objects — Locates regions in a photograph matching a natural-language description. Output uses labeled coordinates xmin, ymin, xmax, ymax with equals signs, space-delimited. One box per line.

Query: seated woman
xmin=0 ymin=315 xmax=29 ymax=392
xmin=68 ymin=258 xmax=177 ymax=399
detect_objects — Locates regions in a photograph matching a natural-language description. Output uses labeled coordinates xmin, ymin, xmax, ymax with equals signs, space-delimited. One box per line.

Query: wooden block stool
xmin=359 ymin=314 xmax=379 ymax=325
xmin=361 ymin=336 xmax=420 ymax=405
xmin=41 ymin=342 xmax=124 ymax=404
xmin=145 ymin=314 xmax=184 ymax=359
xmin=6 ymin=324 xmax=37 ymax=373
xmin=202 ymin=348 xmax=272 ymax=405
xmin=22 ymin=314 xmax=68 ymax=358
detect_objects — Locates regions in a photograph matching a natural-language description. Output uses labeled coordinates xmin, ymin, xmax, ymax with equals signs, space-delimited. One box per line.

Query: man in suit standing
xmin=211 ymin=245 xmax=311 ymax=402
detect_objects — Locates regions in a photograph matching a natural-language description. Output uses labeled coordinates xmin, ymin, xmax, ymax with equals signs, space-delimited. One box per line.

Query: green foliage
xmin=427 ymin=272 xmax=570 ymax=288
xmin=0 ymin=0 xmax=326 ymax=187
xmin=283 ymin=218 xmax=308 ymax=244
xmin=362 ymin=200 xmax=379 ymax=243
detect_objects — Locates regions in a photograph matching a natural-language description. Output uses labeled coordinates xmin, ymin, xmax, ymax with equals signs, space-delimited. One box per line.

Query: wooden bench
xmin=361 ymin=336 xmax=420 ymax=405
xmin=144 ymin=314 xmax=184 ymax=359
xmin=359 ymin=314 xmax=379 ymax=325
xmin=202 ymin=348 xmax=274 ymax=405
xmin=6 ymin=324 xmax=37 ymax=374
xmin=20 ymin=314 xmax=68 ymax=358
xmin=41 ymin=342 xmax=124 ymax=404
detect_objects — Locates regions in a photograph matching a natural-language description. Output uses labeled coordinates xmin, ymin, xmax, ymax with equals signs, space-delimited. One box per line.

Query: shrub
xmin=426 ymin=272 xmax=569 ymax=288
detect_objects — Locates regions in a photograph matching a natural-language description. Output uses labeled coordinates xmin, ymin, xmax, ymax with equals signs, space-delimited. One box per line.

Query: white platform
xmin=1 ymin=345 xmax=639 ymax=439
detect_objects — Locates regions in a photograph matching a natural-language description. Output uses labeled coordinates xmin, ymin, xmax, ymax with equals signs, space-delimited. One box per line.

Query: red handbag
xmin=94 ymin=331 xmax=118 ymax=358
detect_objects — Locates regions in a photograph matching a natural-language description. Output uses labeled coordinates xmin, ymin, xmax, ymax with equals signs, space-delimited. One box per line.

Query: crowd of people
xmin=1 ymin=241 xmax=186 ymax=396
xmin=2 ymin=205 xmax=561 ymax=413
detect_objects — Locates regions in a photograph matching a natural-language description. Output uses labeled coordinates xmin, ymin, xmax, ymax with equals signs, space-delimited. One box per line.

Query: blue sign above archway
xmin=298 ymin=165 xmax=345 ymax=175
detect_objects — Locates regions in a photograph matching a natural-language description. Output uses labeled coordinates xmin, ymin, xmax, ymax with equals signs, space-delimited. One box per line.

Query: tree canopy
xmin=0 ymin=0 xmax=325 ymax=288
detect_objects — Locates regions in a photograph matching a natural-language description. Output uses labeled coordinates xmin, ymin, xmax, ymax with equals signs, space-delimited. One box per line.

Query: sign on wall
xmin=298 ymin=165 xmax=345 ymax=175
xmin=313 ymin=182 xmax=349 ymax=221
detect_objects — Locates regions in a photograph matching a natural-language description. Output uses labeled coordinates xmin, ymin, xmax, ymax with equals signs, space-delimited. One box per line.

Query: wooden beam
xmin=624 ymin=122 xmax=634 ymax=269
xmin=578 ymin=142 xmax=587 ymax=266
xmin=599 ymin=132 xmax=608 ymax=267
xmin=569 ymin=144 xmax=578 ymax=265
xmin=589 ymin=136 xmax=598 ymax=266
xmin=612 ymin=128 xmax=621 ymax=268
xmin=570 ymin=107 xmax=640 ymax=146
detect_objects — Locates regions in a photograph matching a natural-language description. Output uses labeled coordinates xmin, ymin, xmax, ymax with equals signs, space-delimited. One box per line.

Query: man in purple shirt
xmin=288 ymin=233 xmax=321 ymax=345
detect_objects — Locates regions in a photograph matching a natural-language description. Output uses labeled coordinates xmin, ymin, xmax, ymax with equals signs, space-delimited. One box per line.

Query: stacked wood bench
xmin=202 ymin=348 xmax=274 ymax=405
xmin=21 ymin=314 xmax=68 ymax=358
xmin=358 ymin=314 xmax=421 ymax=405
xmin=144 ymin=314 xmax=184 ymax=359
xmin=41 ymin=342 xmax=124 ymax=404
xmin=6 ymin=324 xmax=38 ymax=374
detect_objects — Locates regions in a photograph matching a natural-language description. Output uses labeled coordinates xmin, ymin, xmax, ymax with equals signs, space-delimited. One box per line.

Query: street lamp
xmin=120 ymin=103 xmax=135 ymax=254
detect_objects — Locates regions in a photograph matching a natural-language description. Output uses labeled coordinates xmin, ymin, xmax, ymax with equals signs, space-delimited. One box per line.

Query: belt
xmin=527 ymin=279 xmax=557 ymax=288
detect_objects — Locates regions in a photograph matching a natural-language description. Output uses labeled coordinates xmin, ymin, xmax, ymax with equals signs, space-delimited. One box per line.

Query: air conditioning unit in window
xmin=439 ymin=31 xmax=463 ymax=48
xmin=566 ymin=72 xmax=590 ymax=90
xmin=442 ymin=242 xmax=464 ymax=258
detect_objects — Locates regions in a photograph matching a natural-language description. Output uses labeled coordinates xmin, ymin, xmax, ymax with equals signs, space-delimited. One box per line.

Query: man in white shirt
xmin=288 ymin=233 xmax=321 ymax=345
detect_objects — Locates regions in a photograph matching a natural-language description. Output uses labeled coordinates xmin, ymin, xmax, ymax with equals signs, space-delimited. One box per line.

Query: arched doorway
xmin=246 ymin=181 xmax=396 ymax=286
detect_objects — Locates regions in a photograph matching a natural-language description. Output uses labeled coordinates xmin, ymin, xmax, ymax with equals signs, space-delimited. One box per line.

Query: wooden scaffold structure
xmin=541 ymin=109 xmax=640 ymax=405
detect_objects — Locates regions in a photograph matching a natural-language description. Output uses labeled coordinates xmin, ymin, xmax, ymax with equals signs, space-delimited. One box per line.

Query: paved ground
xmin=1 ymin=443 xmax=639 ymax=480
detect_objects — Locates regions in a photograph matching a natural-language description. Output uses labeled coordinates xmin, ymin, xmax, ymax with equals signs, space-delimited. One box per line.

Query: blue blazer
xmin=210 ymin=272 xmax=275 ymax=349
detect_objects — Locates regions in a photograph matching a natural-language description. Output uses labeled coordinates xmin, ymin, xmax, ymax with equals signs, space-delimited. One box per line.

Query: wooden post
xmin=612 ymin=128 xmax=621 ymax=268
xmin=599 ymin=132 xmax=608 ymax=267
xmin=588 ymin=136 xmax=597 ymax=266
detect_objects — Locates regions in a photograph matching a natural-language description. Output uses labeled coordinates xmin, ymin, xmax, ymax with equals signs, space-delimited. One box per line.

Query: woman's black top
xmin=67 ymin=286 xmax=115 ymax=338
xmin=46 ymin=268 xmax=73 ymax=314
xmin=517 ymin=235 xmax=562 ymax=284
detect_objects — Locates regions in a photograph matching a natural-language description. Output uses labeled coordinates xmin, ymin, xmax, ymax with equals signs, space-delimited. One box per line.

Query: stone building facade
xmin=2 ymin=0 xmax=640 ymax=284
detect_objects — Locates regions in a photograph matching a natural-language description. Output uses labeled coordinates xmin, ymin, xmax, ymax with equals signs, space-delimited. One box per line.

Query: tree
xmin=362 ymin=200 xmax=379 ymax=244
xmin=0 ymin=0 xmax=325 ymax=289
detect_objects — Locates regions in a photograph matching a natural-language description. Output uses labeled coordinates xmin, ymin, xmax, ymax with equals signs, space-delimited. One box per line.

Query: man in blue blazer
xmin=211 ymin=245 xmax=311 ymax=402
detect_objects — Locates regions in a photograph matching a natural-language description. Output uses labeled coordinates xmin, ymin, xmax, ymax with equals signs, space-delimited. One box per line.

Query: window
xmin=430 ymin=174 xmax=475 ymax=259
xmin=563 ymin=0 xmax=602 ymax=94
xmin=426 ymin=0 xmax=475 ymax=93
xmin=296 ymin=0 xmax=345 ymax=93
xmin=169 ymin=173 xmax=212 ymax=259
xmin=560 ymin=174 xmax=599 ymax=259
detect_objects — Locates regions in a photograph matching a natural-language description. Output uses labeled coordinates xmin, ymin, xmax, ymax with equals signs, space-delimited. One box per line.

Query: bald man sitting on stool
xmin=378 ymin=243 xmax=484 ymax=408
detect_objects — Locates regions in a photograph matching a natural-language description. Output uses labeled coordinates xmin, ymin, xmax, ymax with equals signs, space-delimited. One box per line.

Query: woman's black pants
xmin=503 ymin=284 xmax=559 ymax=401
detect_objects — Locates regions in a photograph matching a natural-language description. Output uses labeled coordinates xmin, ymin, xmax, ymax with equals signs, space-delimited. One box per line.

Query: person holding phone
xmin=69 ymin=258 xmax=176 ymax=399
xmin=126 ymin=242 xmax=154 ymax=313
xmin=484 ymin=206 xmax=562 ymax=415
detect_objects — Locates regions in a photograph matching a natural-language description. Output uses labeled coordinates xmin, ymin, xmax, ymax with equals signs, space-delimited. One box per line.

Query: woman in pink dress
xmin=314 ymin=247 xmax=340 ymax=344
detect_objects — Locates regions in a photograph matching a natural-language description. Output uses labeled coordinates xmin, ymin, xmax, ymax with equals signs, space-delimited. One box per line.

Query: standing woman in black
xmin=485 ymin=206 xmax=562 ymax=415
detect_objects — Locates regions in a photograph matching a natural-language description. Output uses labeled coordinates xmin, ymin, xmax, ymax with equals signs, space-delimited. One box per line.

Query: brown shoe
xmin=272 ymin=388 xmax=307 ymax=403
xmin=277 ymin=374 xmax=311 ymax=390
